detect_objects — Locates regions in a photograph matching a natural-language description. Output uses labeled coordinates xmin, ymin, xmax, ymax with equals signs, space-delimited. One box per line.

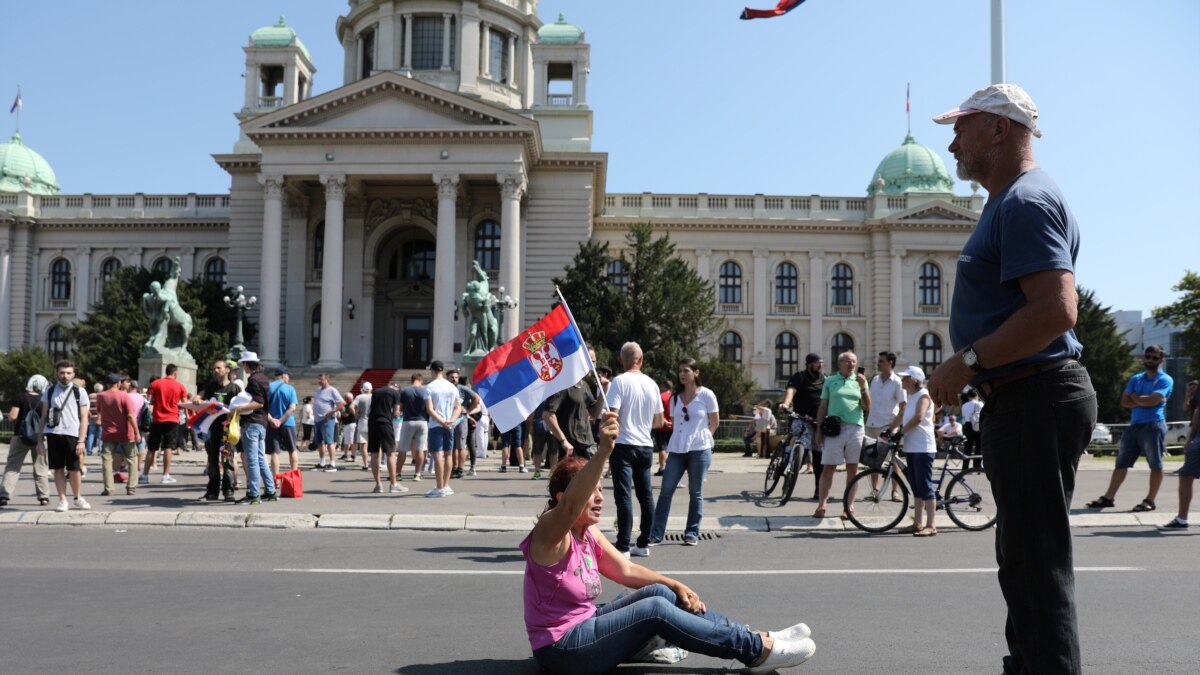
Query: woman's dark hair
xmin=545 ymin=457 xmax=589 ymax=510
xmin=672 ymin=358 xmax=702 ymax=403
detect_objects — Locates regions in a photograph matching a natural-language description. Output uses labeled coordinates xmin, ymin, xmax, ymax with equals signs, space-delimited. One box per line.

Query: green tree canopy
xmin=0 ymin=346 xmax=56 ymax=405
xmin=1152 ymin=270 xmax=1200 ymax=379
xmin=1074 ymin=287 xmax=1136 ymax=422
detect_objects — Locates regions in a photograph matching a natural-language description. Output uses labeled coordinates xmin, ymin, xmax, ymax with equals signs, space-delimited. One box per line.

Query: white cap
xmin=900 ymin=366 xmax=927 ymax=384
xmin=237 ymin=351 xmax=259 ymax=363
xmin=932 ymin=83 xmax=1042 ymax=138
xmin=361 ymin=381 xmax=373 ymax=393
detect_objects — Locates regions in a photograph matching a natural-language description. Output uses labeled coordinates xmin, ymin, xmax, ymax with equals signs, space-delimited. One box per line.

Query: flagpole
xmin=991 ymin=0 xmax=1006 ymax=84
xmin=553 ymin=285 xmax=611 ymax=412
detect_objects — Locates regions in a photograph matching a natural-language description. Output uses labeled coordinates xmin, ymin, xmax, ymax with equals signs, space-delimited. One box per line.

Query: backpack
xmin=17 ymin=404 xmax=41 ymax=445
xmin=137 ymin=401 xmax=153 ymax=433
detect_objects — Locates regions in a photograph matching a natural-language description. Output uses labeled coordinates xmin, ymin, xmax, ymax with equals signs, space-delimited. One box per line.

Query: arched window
xmin=152 ymin=257 xmax=172 ymax=277
xmin=831 ymin=332 xmax=855 ymax=367
xmin=607 ymin=259 xmax=628 ymax=295
xmin=100 ymin=257 xmax=122 ymax=284
xmin=775 ymin=262 xmax=798 ymax=306
xmin=310 ymin=304 xmax=321 ymax=364
xmin=402 ymin=240 xmax=436 ymax=281
xmin=46 ymin=325 xmax=68 ymax=361
xmin=775 ymin=332 xmax=799 ymax=382
xmin=50 ymin=258 xmax=72 ymax=301
xmin=919 ymin=262 xmax=942 ymax=306
xmin=719 ymin=331 xmax=743 ymax=363
xmin=204 ymin=257 xmax=227 ymax=285
xmin=919 ymin=333 xmax=943 ymax=373
xmin=474 ymin=220 xmax=501 ymax=274
xmin=719 ymin=261 xmax=742 ymax=305
xmin=313 ymin=221 xmax=325 ymax=270
xmin=831 ymin=263 xmax=853 ymax=306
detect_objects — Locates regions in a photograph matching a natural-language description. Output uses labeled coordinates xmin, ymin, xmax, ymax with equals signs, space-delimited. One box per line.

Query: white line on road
xmin=274 ymin=566 xmax=1143 ymax=576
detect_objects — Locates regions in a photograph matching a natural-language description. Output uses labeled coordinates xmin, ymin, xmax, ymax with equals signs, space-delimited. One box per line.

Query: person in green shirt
xmin=813 ymin=351 xmax=871 ymax=519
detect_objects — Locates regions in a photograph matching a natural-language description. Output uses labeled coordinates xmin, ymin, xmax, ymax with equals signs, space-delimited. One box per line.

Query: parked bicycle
xmin=762 ymin=411 xmax=815 ymax=506
xmin=843 ymin=432 xmax=996 ymax=533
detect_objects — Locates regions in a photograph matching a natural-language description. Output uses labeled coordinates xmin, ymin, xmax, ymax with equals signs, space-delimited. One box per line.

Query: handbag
xmin=820 ymin=415 xmax=842 ymax=437
xmin=277 ymin=468 xmax=304 ymax=498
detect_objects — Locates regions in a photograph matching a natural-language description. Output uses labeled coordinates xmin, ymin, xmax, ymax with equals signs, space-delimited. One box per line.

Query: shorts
xmin=502 ymin=425 xmax=524 ymax=449
xmin=427 ymin=424 xmax=453 ymax=453
xmin=1180 ymin=437 xmax=1200 ymax=479
xmin=355 ymin=421 xmax=370 ymax=445
xmin=394 ymin=420 xmax=403 ymax=443
xmin=453 ymin=419 xmax=468 ymax=450
xmin=147 ymin=421 xmax=179 ymax=453
xmin=821 ymin=423 xmax=864 ymax=465
xmin=652 ymin=428 xmax=672 ymax=453
xmin=400 ymin=420 xmax=428 ymax=453
xmin=46 ymin=434 xmax=82 ymax=472
xmin=341 ymin=422 xmax=357 ymax=446
xmin=1116 ymin=421 xmax=1166 ymax=470
xmin=315 ymin=418 xmax=336 ymax=445
xmin=266 ymin=426 xmax=297 ymax=455
xmin=367 ymin=421 xmax=398 ymax=455
xmin=904 ymin=452 xmax=936 ymax=500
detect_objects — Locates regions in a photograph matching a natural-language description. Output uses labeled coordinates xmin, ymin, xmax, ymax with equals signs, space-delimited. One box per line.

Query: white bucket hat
xmin=933 ymin=83 xmax=1042 ymax=138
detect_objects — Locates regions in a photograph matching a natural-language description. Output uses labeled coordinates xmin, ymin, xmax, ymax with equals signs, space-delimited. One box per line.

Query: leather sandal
xmin=812 ymin=507 xmax=826 ymax=518
xmin=1085 ymin=495 xmax=1115 ymax=509
xmin=1132 ymin=499 xmax=1156 ymax=512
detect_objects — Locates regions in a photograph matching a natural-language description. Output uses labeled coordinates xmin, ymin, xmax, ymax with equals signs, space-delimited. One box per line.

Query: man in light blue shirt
xmin=267 ymin=368 xmax=300 ymax=474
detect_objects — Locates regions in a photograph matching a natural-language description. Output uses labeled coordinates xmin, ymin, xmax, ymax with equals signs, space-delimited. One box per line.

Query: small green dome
xmin=538 ymin=14 xmax=584 ymax=44
xmin=0 ymin=132 xmax=60 ymax=196
xmin=251 ymin=16 xmax=311 ymax=60
xmin=867 ymin=134 xmax=954 ymax=196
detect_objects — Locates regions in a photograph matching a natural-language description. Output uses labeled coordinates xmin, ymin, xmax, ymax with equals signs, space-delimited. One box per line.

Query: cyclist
xmin=779 ymin=353 xmax=825 ymax=498
xmin=891 ymin=366 xmax=937 ymax=536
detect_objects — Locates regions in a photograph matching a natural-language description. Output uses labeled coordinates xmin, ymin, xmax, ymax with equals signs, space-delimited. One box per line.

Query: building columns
xmin=74 ymin=247 xmax=91 ymax=320
xmin=498 ymin=173 xmax=526 ymax=340
xmin=508 ymin=34 xmax=518 ymax=86
xmin=433 ymin=174 xmax=460 ymax=363
xmin=0 ymin=241 xmax=10 ymax=352
xmin=752 ymin=249 xmax=768 ymax=358
xmin=402 ymin=14 xmax=413 ymax=71
xmin=441 ymin=13 xmax=453 ymax=71
xmin=317 ymin=174 xmax=347 ymax=369
xmin=377 ymin=1 xmax=397 ymax=71
xmin=481 ymin=22 xmax=492 ymax=78
xmin=809 ymin=252 xmax=824 ymax=352
xmin=259 ymin=175 xmax=285 ymax=365
xmin=891 ymin=250 xmax=904 ymax=360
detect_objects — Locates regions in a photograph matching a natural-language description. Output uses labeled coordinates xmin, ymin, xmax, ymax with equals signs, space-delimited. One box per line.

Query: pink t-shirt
xmin=96 ymin=389 xmax=134 ymax=442
xmin=520 ymin=528 xmax=604 ymax=650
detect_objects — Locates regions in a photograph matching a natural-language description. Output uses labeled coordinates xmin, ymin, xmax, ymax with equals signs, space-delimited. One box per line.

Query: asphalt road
xmin=1 ymin=525 xmax=1196 ymax=674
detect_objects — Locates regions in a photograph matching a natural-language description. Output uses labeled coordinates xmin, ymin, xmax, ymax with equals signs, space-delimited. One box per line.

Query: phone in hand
xmin=857 ymin=367 xmax=866 ymax=375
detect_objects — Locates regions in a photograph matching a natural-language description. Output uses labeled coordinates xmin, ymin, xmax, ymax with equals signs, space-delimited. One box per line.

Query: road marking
xmin=274 ymin=566 xmax=1143 ymax=576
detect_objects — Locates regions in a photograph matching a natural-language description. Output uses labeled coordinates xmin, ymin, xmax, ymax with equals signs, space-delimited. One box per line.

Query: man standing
xmin=267 ymin=367 xmax=300 ymax=476
xmin=780 ymin=353 xmax=826 ymax=498
xmin=653 ymin=380 xmax=673 ymax=474
xmin=398 ymin=373 xmax=430 ymax=482
xmin=544 ymin=375 xmax=602 ymax=471
xmin=960 ymin=389 xmax=984 ymax=468
xmin=1086 ymin=345 xmax=1173 ymax=513
xmin=1 ymin=375 xmax=52 ymax=507
xmin=607 ymin=342 xmax=662 ymax=558
xmin=866 ymin=351 xmax=905 ymax=497
xmin=233 ymin=352 xmax=276 ymax=504
xmin=1161 ymin=376 xmax=1199 ymax=529
xmin=311 ymin=373 xmax=344 ymax=472
xmin=36 ymin=360 xmax=91 ymax=512
xmin=928 ymin=84 xmax=1095 ymax=674
xmin=423 ymin=361 xmax=462 ymax=497
xmin=196 ymin=360 xmax=241 ymax=502
xmin=139 ymin=364 xmax=189 ymax=485
xmin=446 ymin=368 xmax=481 ymax=479
xmin=367 ymin=378 xmax=407 ymax=493
xmin=813 ymin=351 xmax=871 ymax=519
xmin=95 ymin=373 xmax=140 ymax=497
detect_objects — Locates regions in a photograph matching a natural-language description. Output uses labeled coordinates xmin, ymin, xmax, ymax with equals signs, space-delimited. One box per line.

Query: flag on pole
xmin=190 ymin=401 xmax=229 ymax=436
xmin=9 ymin=89 xmax=21 ymax=114
xmin=906 ymin=83 xmax=911 ymax=113
xmin=741 ymin=0 xmax=809 ymax=20
xmin=472 ymin=304 xmax=594 ymax=433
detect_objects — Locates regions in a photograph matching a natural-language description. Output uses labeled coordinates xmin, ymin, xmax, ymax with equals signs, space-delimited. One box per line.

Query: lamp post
xmin=492 ymin=285 xmax=518 ymax=344
xmin=224 ymin=286 xmax=257 ymax=360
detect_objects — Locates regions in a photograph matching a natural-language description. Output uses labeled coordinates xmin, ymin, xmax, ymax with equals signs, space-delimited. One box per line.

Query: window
xmin=50 ymin=258 xmax=72 ymax=301
xmin=100 ymin=257 xmax=122 ymax=284
xmin=388 ymin=251 xmax=399 ymax=280
xmin=310 ymin=304 xmax=321 ymax=363
xmin=775 ymin=332 xmax=799 ymax=382
xmin=474 ymin=220 xmax=501 ymax=274
xmin=719 ymin=261 xmax=742 ymax=305
xmin=719 ymin=331 xmax=743 ymax=363
xmin=488 ymin=28 xmax=508 ymax=83
xmin=831 ymin=263 xmax=853 ymax=306
xmin=360 ymin=27 xmax=376 ymax=78
xmin=152 ymin=257 xmax=172 ymax=277
xmin=831 ymin=332 xmax=854 ymax=368
xmin=607 ymin=259 xmax=628 ymax=295
xmin=204 ymin=257 xmax=227 ymax=285
xmin=775 ymin=262 xmax=798 ymax=305
xmin=402 ymin=240 xmax=436 ymax=281
xmin=919 ymin=262 xmax=942 ymax=306
xmin=919 ymin=333 xmax=943 ymax=373
xmin=313 ymin=221 xmax=325 ymax=270
xmin=412 ymin=16 xmax=454 ymax=70
xmin=47 ymin=325 xmax=68 ymax=361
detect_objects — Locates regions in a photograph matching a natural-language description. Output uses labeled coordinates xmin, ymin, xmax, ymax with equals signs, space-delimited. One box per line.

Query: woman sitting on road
xmin=891 ymin=366 xmax=938 ymax=536
xmin=520 ymin=411 xmax=817 ymax=674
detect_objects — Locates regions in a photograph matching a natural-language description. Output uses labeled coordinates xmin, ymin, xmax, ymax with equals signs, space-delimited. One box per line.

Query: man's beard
xmin=956 ymin=145 xmax=1000 ymax=181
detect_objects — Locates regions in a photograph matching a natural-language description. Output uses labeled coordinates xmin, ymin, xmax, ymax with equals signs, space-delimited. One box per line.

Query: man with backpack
xmin=35 ymin=360 xmax=91 ymax=512
xmin=1 ymin=374 xmax=52 ymax=507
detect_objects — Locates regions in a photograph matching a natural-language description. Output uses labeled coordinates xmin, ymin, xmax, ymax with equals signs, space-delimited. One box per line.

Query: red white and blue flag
xmin=472 ymin=304 xmax=593 ymax=433
xmin=741 ymin=0 xmax=809 ymax=20
xmin=190 ymin=401 xmax=229 ymax=436
xmin=9 ymin=90 xmax=21 ymax=114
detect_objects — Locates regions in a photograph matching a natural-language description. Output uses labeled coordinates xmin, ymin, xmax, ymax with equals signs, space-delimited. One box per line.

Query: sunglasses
xmin=1144 ymin=355 xmax=1162 ymax=362
xmin=681 ymin=405 xmax=690 ymax=422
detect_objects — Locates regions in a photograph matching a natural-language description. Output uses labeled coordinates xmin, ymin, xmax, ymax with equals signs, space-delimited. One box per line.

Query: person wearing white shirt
xmin=423 ymin=360 xmax=462 ymax=497
xmin=36 ymin=360 xmax=91 ymax=512
xmin=891 ymin=366 xmax=937 ymax=536
xmin=960 ymin=389 xmax=984 ymax=468
xmin=649 ymin=359 xmax=719 ymax=547
xmin=606 ymin=342 xmax=663 ymax=558
xmin=866 ymin=352 xmax=907 ymax=496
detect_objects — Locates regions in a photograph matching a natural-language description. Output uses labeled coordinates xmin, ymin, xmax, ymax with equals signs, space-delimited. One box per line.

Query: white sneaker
xmin=74 ymin=496 xmax=91 ymax=510
xmin=389 ymin=483 xmax=409 ymax=493
xmin=80 ymin=465 xmax=89 ymax=476
xmin=372 ymin=484 xmax=383 ymax=493
xmin=630 ymin=546 xmax=650 ymax=557
xmin=747 ymin=636 xmax=816 ymax=675
xmin=425 ymin=487 xmax=445 ymax=497
xmin=442 ymin=486 xmax=454 ymax=495
xmin=324 ymin=464 xmax=338 ymax=473
xmin=768 ymin=622 xmax=812 ymax=641
xmin=54 ymin=499 xmax=69 ymax=512
xmin=161 ymin=475 xmax=177 ymax=484
xmin=621 ymin=550 xmax=631 ymax=559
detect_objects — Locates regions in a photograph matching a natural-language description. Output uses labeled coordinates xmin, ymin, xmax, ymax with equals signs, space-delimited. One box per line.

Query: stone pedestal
xmin=461 ymin=354 xmax=483 ymax=384
xmin=138 ymin=352 xmax=198 ymax=394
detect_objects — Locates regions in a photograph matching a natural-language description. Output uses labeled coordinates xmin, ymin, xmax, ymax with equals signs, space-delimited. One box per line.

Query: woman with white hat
xmin=892 ymin=366 xmax=937 ymax=536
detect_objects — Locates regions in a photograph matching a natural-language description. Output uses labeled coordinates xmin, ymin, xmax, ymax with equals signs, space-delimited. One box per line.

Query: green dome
xmin=0 ymin=132 xmax=60 ymax=196
xmin=538 ymin=14 xmax=584 ymax=44
xmin=867 ymin=134 xmax=954 ymax=196
xmin=251 ymin=16 xmax=311 ymax=60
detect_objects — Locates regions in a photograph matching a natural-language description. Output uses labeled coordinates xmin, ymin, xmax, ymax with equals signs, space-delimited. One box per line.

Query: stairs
xmin=348 ymin=369 xmax=397 ymax=396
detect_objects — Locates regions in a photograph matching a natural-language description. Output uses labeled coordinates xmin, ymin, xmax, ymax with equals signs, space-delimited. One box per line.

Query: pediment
xmin=890 ymin=201 xmax=979 ymax=224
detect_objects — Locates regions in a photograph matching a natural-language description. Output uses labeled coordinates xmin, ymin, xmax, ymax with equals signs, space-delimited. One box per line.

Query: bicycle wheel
xmin=944 ymin=468 xmax=996 ymax=531
xmin=763 ymin=441 xmax=787 ymax=496
xmin=844 ymin=468 xmax=909 ymax=533
xmin=779 ymin=444 xmax=803 ymax=506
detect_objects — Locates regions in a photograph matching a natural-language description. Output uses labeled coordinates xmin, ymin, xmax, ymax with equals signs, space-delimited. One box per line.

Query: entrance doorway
xmin=402 ymin=315 xmax=431 ymax=369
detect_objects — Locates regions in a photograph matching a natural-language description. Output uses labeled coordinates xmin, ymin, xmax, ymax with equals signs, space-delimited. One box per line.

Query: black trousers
xmin=204 ymin=424 xmax=235 ymax=498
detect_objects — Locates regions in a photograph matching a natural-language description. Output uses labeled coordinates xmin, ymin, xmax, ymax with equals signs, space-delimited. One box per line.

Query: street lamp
xmin=493 ymin=285 xmax=518 ymax=342
xmin=224 ymin=286 xmax=257 ymax=359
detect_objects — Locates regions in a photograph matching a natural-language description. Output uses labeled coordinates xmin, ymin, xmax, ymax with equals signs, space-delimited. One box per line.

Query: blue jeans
xmin=242 ymin=423 xmax=275 ymax=497
xmin=1115 ymin=420 xmax=1166 ymax=470
xmin=982 ymin=361 xmax=1095 ymax=674
xmin=651 ymin=449 xmax=712 ymax=540
xmin=315 ymin=418 xmax=336 ymax=445
xmin=610 ymin=443 xmax=655 ymax=551
xmin=85 ymin=422 xmax=102 ymax=456
xmin=532 ymin=583 xmax=762 ymax=675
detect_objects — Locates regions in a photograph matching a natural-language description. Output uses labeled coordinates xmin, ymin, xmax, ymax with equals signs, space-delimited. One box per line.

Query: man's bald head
xmin=620 ymin=342 xmax=643 ymax=370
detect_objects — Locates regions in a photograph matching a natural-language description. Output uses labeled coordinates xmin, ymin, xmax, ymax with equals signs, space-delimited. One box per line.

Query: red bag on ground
xmin=277 ymin=469 xmax=303 ymax=498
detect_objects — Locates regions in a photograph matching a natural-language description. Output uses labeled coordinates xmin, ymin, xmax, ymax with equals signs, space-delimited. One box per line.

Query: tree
xmin=0 ymin=346 xmax=55 ymax=405
xmin=1074 ymin=287 xmax=1136 ymax=422
xmin=1152 ymin=271 xmax=1200 ymax=379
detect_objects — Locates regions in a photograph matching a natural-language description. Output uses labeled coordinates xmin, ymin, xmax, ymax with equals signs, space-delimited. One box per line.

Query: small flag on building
xmin=741 ymin=0 xmax=809 ymax=20
xmin=9 ymin=88 xmax=21 ymax=114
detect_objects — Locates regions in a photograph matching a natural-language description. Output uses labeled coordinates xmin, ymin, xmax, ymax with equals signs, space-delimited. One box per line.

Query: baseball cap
xmin=900 ymin=366 xmax=927 ymax=384
xmin=932 ymin=84 xmax=1042 ymax=138
xmin=104 ymin=372 xmax=124 ymax=386
xmin=237 ymin=351 xmax=259 ymax=363
xmin=273 ymin=366 xmax=289 ymax=376
xmin=428 ymin=360 xmax=444 ymax=373
xmin=805 ymin=352 xmax=822 ymax=364
xmin=360 ymin=381 xmax=373 ymax=393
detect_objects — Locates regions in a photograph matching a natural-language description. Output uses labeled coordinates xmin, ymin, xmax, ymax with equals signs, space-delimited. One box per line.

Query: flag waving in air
xmin=472 ymin=303 xmax=594 ymax=433
xmin=741 ymin=0 xmax=809 ymax=20
xmin=9 ymin=89 xmax=21 ymax=114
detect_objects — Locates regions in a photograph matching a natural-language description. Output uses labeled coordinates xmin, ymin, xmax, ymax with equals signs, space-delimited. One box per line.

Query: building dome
xmin=538 ymin=14 xmax=584 ymax=44
xmin=251 ymin=16 xmax=311 ymax=59
xmin=867 ymin=134 xmax=954 ymax=196
xmin=0 ymin=132 xmax=60 ymax=195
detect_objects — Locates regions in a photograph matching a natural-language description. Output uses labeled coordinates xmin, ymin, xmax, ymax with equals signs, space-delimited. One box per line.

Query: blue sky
xmin=5 ymin=0 xmax=1197 ymax=317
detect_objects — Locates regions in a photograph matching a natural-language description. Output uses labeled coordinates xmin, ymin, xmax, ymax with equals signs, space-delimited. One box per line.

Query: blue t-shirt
xmin=455 ymin=383 xmax=477 ymax=424
xmin=950 ymin=169 xmax=1083 ymax=383
xmin=268 ymin=380 xmax=299 ymax=427
xmin=1125 ymin=371 xmax=1173 ymax=424
xmin=399 ymin=385 xmax=430 ymax=421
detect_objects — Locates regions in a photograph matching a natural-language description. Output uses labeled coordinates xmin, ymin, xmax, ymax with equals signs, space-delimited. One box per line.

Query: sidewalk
xmin=0 ymin=447 xmax=1193 ymax=532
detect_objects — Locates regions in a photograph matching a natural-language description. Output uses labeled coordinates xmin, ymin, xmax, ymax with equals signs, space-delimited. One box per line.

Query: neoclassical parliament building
xmin=0 ymin=0 xmax=983 ymax=390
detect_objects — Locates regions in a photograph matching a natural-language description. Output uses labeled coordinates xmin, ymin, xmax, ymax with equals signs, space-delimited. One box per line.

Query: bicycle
xmin=763 ymin=411 xmax=814 ymax=506
xmin=842 ymin=433 xmax=996 ymax=533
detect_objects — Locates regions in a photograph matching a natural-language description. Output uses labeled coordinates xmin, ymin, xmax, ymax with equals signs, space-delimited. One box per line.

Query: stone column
xmin=808 ymin=252 xmax=824 ymax=352
xmin=459 ymin=4 xmax=481 ymax=88
xmin=480 ymin=22 xmax=491 ymax=78
xmin=402 ymin=14 xmax=413 ymax=71
xmin=318 ymin=174 xmax=347 ymax=369
xmin=128 ymin=246 xmax=143 ymax=268
xmin=377 ymin=2 xmax=397 ymax=71
xmin=361 ymin=270 xmax=376 ymax=368
xmin=891 ymin=250 xmax=905 ymax=358
xmin=433 ymin=174 xmax=460 ymax=363
xmin=441 ymin=13 xmax=453 ymax=70
xmin=508 ymin=34 xmax=518 ymax=85
xmin=695 ymin=247 xmax=712 ymax=286
xmin=0 ymin=240 xmax=10 ymax=352
xmin=259 ymin=175 xmax=286 ymax=365
xmin=180 ymin=246 xmax=195 ymax=280
xmin=75 ymin=247 xmax=91 ymax=320
xmin=752 ymin=249 xmax=768 ymax=358
xmin=343 ymin=34 xmax=356 ymax=84
xmin=498 ymin=173 xmax=527 ymax=340
xmin=284 ymin=62 xmax=297 ymax=104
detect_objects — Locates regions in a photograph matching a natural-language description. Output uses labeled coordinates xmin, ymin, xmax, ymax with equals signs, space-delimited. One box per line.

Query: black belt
xmin=979 ymin=358 xmax=1076 ymax=398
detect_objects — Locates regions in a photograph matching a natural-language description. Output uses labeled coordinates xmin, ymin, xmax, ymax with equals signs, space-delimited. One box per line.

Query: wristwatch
xmin=962 ymin=345 xmax=984 ymax=373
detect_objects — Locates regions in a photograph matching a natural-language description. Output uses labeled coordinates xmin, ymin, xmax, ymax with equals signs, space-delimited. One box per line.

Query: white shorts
xmin=822 ymin=423 xmax=865 ymax=465
xmin=354 ymin=422 xmax=370 ymax=445
xmin=394 ymin=420 xmax=403 ymax=443
xmin=341 ymin=422 xmax=357 ymax=446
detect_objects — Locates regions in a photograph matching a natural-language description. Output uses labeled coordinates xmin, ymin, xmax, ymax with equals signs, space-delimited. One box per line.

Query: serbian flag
xmin=741 ymin=0 xmax=808 ymax=20
xmin=190 ymin=401 xmax=228 ymax=436
xmin=472 ymin=304 xmax=593 ymax=433
xmin=9 ymin=90 xmax=20 ymax=114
